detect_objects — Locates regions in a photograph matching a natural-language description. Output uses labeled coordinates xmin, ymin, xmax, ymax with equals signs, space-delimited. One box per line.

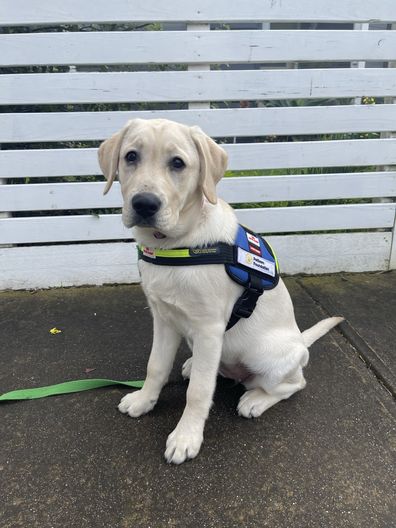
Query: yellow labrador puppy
xmin=98 ymin=119 xmax=342 ymax=464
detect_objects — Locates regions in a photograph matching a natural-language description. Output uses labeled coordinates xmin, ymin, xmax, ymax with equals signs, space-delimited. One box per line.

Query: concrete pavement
xmin=1 ymin=273 xmax=395 ymax=528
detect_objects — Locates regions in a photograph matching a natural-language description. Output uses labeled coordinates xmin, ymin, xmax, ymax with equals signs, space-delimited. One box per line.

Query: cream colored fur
xmin=98 ymin=119 xmax=343 ymax=465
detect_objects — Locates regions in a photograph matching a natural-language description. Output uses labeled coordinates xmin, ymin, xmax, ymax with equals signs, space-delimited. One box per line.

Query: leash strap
xmin=0 ymin=378 xmax=144 ymax=402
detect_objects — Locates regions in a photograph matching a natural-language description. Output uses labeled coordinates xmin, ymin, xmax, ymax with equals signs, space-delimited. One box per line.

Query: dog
xmin=98 ymin=118 xmax=343 ymax=464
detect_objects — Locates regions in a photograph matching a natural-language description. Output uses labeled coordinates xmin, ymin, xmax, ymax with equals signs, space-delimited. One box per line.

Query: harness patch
xmin=247 ymin=232 xmax=260 ymax=246
xmin=190 ymin=247 xmax=220 ymax=256
xmin=237 ymin=247 xmax=276 ymax=277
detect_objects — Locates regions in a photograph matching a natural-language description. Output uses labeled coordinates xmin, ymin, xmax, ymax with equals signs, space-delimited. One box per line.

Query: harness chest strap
xmin=137 ymin=225 xmax=280 ymax=331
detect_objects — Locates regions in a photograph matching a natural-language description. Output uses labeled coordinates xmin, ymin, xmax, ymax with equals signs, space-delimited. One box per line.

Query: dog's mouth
xmin=134 ymin=216 xmax=156 ymax=227
xmin=132 ymin=217 xmax=168 ymax=238
xmin=123 ymin=211 xmax=157 ymax=229
xmin=123 ymin=213 xmax=167 ymax=240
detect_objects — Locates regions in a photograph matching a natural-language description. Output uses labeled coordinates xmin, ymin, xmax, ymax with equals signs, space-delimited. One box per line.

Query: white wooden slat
xmin=3 ymin=104 xmax=396 ymax=143
xmin=1 ymin=203 xmax=394 ymax=244
xmin=0 ymin=214 xmax=131 ymax=244
xmin=226 ymin=139 xmax=396 ymax=171
xmin=0 ymin=232 xmax=392 ymax=290
xmin=2 ymin=139 xmax=396 ymax=178
xmin=2 ymin=0 xmax=396 ymax=26
xmin=3 ymin=172 xmax=396 ymax=212
xmin=270 ymin=232 xmax=393 ymax=275
xmin=0 ymin=182 xmax=121 ymax=212
xmin=2 ymin=69 xmax=396 ymax=105
xmin=2 ymin=30 xmax=396 ymax=66
xmin=237 ymin=203 xmax=396 ymax=234
xmin=0 ymin=242 xmax=140 ymax=290
xmin=0 ymin=148 xmax=96 ymax=178
xmin=218 ymin=173 xmax=396 ymax=203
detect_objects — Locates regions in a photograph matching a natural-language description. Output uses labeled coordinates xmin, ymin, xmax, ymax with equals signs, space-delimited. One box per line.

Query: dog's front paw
xmin=118 ymin=390 xmax=157 ymax=418
xmin=165 ymin=425 xmax=203 ymax=464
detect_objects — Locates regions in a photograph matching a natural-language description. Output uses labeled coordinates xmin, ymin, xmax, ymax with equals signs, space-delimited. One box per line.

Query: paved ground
xmin=0 ymin=272 xmax=395 ymax=528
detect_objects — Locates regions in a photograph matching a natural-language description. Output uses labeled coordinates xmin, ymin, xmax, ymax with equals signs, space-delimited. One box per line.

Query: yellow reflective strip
xmin=138 ymin=245 xmax=191 ymax=258
xmin=155 ymin=248 xmax=190 ymax=258
xmin=265 ymin=240 xmax=280 ymax=272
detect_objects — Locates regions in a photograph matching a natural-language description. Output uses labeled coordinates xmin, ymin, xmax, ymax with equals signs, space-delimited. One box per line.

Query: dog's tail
xmin=302 ymin=316 xmax=344 ymax=348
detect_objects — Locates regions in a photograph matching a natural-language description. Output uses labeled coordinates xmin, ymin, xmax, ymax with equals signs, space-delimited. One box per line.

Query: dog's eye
xmin=170 ymin=157 xmax=185 ymax=170
xmin=125 ymin=150 xmax=139 ymax=163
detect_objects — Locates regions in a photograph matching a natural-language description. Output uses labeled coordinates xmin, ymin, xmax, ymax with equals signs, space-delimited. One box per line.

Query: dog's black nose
xmin=132 ymin=192 xmax=161 ymax=218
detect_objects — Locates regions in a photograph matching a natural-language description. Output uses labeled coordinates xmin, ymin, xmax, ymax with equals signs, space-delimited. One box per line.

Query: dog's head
xmin=99 ymin=119 xmax=227 ymax=233
xmin=98 ymin=119 xmax=228 ymax=235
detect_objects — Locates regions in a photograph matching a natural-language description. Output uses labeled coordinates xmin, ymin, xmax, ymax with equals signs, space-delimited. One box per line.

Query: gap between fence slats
xmin=2 ymin=0 xmax=396 ymax=26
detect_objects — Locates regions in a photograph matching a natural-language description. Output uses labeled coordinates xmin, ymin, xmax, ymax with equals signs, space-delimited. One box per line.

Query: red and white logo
xmin=247 ymin=232 xmax=260 ymax=247
xmin=142 ymin=247 xmax=155 ymax=258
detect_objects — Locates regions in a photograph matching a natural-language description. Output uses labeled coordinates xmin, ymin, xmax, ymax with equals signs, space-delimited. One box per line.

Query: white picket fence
xmin=1 ymin=0 xmax=396 ymax=289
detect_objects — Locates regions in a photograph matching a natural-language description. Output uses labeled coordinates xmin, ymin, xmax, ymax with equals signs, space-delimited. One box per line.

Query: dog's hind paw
xmin=237 ymin=388 xmax=275 ymax=419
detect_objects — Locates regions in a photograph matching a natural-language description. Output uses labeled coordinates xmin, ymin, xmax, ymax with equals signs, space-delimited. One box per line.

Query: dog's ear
xmin=98 ymin=125 xmax=129 ymax=195
xmin=190 ymin=127 xmax=228 ymax=205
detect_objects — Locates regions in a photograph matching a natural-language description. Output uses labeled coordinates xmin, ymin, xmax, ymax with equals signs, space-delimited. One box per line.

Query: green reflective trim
xmin=265 ymin=240 xmax=280 ymax=273
xmin=155 ymin=248 xmax=190 ymax=258
xmin=138 ymin=245 xmax=190 ymax=258
xmin=0 ymin=379 xmax=144 ymax=402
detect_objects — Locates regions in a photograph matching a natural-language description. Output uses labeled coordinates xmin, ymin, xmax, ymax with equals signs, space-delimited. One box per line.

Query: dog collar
xmin=137 ymin=225 xmax=280 ymax=330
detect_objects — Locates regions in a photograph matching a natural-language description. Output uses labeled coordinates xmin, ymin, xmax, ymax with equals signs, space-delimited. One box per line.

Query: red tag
xmin=142 ymin=247 xmax=155 ymax=258
xmin=249 ymin=244 xmax=262 ymax=256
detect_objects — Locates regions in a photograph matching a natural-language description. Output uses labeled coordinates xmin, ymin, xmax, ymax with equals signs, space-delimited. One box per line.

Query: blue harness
xmin=138 ymin=225 xmax=279 ymax=330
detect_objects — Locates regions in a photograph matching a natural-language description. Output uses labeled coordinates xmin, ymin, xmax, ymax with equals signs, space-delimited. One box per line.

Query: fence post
xmin=187 ymin=23 xmax=210 ymax=111
xmin=0 ymin=143 xmax=11 ymax=248
xmin=0 ymin=178 xmax=9 ymax=220
xmin=382 ymin=24 xmax=396 ymax=269
xmin=351 ymin=23 xmax=369 ymax=105
xmin=383 ymin=92 xmax=396 ymax=269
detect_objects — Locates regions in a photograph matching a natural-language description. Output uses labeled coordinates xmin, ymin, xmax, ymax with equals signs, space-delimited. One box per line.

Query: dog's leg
xmin=165 ymin=327 xmax=224 ymax=464
xmin=118 ymin=309 xmax=181 ymax=418
xmin=237 ymin=366 xmax=306 ymax=419
xmin=181 ymin=356 xmax=192 ymax=379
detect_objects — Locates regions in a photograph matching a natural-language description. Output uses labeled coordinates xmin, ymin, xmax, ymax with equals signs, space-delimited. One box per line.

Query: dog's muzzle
xmin=131 ymin=192 xmax=162 ymax=220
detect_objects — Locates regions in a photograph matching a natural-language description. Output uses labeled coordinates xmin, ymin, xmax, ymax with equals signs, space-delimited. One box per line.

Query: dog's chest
xmin=140 ymin=262 xmax=198 ymax=306
xmin=139 ymin=260 xmax=237 ymax=332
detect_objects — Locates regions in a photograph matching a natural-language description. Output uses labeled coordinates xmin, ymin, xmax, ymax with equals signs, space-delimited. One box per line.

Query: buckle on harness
xmin=226 ymin=276 xmax=264 ymax=331
xmin=232 ymin=298 xmax=254 ymax=319
xmin=231 ymin=285 xmax=262 ymax=319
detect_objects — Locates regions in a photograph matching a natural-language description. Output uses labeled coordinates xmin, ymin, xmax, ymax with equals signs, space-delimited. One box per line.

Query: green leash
xmin=0 ymin=378 xmax=144 ymax=402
